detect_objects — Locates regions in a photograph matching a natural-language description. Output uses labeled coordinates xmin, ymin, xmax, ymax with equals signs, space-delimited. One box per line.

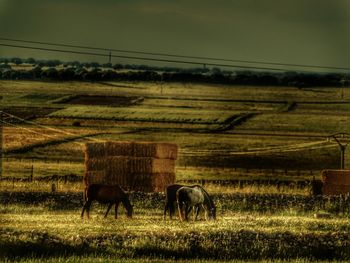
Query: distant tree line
xmin=0 ymin=57 xmax=349 ymax=87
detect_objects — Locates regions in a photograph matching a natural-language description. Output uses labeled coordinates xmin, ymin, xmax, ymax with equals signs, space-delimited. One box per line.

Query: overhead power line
xmin=1 ymin=37 xmax=350 ymax=72
xmin=0 ymin=42 xmax=296 ymax=72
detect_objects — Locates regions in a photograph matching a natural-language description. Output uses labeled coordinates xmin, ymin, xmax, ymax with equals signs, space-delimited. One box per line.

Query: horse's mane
xmin=192 ymin=185 xmax=215 ymax=207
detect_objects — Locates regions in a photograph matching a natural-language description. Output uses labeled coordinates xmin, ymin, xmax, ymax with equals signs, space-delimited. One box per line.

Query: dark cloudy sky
xmin=0 ymin=0 xmax=349 ymax=71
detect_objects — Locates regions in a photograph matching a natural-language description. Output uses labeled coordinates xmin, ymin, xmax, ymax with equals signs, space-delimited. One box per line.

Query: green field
xmin=1 ymin=80 xmax=349 ymax=182
xmin=1 ymin=79 xmax=350 ymax=262
xmin=1 ymin=191 xmax=349 ymax=262
xmin=0 ymin=79 xmax=348 ymax=184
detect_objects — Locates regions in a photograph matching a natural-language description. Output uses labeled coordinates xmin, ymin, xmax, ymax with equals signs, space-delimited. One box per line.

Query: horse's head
xmin=127 ymin=204 xmax=133 ymax=218
xmin=126 ymin=192 xmax=134 ymax=219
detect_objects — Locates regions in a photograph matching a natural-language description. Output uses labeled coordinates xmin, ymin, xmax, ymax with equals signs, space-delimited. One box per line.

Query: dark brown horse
xmin=81 ymin=184 xmax=133 ymax=219
xmin=163 ymin=184 xmax=184 ymax=220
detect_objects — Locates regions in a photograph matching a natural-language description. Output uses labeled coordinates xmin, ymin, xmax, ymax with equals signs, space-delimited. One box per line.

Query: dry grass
xmin=1 ymin=158 xmax=84 ymax=178
xmin=2 ymin=126 xmax=101 ymax=153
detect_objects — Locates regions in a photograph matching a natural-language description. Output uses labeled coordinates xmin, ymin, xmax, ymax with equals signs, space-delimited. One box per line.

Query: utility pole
xmin=329 ymin=133 xmax=350 ymax=169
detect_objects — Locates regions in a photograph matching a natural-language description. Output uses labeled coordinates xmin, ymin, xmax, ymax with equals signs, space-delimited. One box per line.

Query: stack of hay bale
xmin=84 ymin=141 xmax=177 ymax=192
xmin=322 ymin=170 xmax=350 ymax=195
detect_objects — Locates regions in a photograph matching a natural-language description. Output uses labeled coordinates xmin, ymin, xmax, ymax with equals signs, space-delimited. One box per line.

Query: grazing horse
xmin=176 ymin=185 xmax=216 ymax=221
xmin=163 ymin=184 xmax=184 ymax=220
xmin=81 ymin=184 xmax=133 ymax=219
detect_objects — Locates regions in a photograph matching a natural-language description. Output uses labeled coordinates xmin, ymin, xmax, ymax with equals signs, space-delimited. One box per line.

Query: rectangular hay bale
xmin=131 ymin=173 xmax=175 ymax=192
xmin=151 ymin=172 xmax=176 ymax=192
xmin=322 ymin=170 xmax=350 ymax=195
xmin=83 ymin=141 xmax=178 ymax=192
xmin=85 ymin=141 xmax=178 ymax=159
xmin=133 ymin=142 xmax=178 ymax=159
xmin=105 ymin=141 xmax=134 ymax=156
xmin=85 ymin=158 xmax=106 ymax=171
xmin=105 ymin=156 xmax=131 ymax=175
xmin=130 ymin=157 xmax=175 ymax=174
xmin=322 ymin=184 xmax=350 ymax=196
xmin=84 ymin=171 xmax=107 ymax=185
xmin=85 ymin=142 xmax=106 ymax=159
xmin=322 ymin=170 xmax=350 ymax=186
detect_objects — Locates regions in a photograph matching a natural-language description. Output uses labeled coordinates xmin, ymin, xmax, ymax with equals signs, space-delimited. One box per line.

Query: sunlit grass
xmin=4 ymin=257 xmax=342 ymax=263
xmin=2 ymin=159 xmax=84 ymax=179
xmin=1 ymin=203 xmax=349 ymax=261
xmin=1 ymin=205 xmax=349 ymax=238
xmin=0 ymin=179 xmax=309 ymax=195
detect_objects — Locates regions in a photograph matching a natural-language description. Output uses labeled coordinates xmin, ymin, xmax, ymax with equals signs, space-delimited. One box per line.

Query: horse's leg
xmin=81 ymin=201 xmax=87 ymax=219
xmin=195 ymin=205 xmax=201 ymax=221
xmin=163 ymin=200 xmax=169 ymax=220
xmin=81 ymin=200 xmax=92 ymax=219
xmin=185 ymin=205 xmax=192 ymax=221
xmin=201 ymin=204 xmax=208 ymax=221
xmin=177 ymin=202 xmax=184 ymax=221
xmin=184 ymin=204 xmax=188 ymax=221
xmin=104 ymin=203 xmax=113 ymax=218
xmin=114 ymin=201 xmax=120 ymax=219
xmin=189 ymin=206 xmax=194 ymax=221
xmin=170 ymin=202 xmax=176 ymax=220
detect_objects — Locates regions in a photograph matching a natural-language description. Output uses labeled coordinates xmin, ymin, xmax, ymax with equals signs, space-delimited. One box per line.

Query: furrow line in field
xmin=180 ymin=140 xmax=335 ymax=156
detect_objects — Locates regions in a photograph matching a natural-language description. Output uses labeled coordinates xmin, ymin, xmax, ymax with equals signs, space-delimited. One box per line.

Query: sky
xmin=0 ymin=0 xmax=349 ymax=71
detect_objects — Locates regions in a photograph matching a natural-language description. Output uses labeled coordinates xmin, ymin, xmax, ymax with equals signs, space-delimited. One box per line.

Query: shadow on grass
xmin=1 ymin=228 xmax=349 ymax=261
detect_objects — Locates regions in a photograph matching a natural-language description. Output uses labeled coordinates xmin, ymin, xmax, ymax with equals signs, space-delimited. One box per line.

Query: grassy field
xmin=1 ymin=79 xmax=350 ymax=262
xmin=1 ymin=80 xmax=349 ymax=182
xmin=1 ymin=191 xmax=349 ymax=262
xmin=49 ymin=105 xmax=240 ymax=124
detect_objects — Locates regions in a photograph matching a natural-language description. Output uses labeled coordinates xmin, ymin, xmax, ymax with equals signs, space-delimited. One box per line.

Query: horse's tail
xmin=83 ymin=186 xmax=88 ymax=202
xmin=176 ymin=188 xmax=183 ymax=221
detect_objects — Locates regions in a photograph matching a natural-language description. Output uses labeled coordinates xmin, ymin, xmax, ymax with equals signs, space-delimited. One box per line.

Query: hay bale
xmin=322 ymin=170 xmax=350 ymax=185
xmin=84 ymin=171 xmax=106 ymax=185
xmin=131 ymin=174 xmax=153 ymax=192
xmin=131 ymin=173 xmax=176 ymax=192
xmin=105 ymin=141 xmax=134 ymax=156
xmin=105 ymin=156 xmax=131 ymax=175
xmin=85 ymin=158 xmax=106 ymax=171
xmin=151 ymin=172 xmax=176 ymax=192
xmin=323 ymin=184 xmax=350 ymax=196
xmin=130 ymin=158 xmax=175 ymax=174
xmin=83 ymin=141 xmax=178 ymax=192
xmin=322 ymin=170 xmax=350 ymax=196
xmin=85 ymin=141 xmax=178 ymax=159
xmin=133 ymin=142 xmax=178 ymax=159
xmin=85 ymin=143 xmax=106 ymax=159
